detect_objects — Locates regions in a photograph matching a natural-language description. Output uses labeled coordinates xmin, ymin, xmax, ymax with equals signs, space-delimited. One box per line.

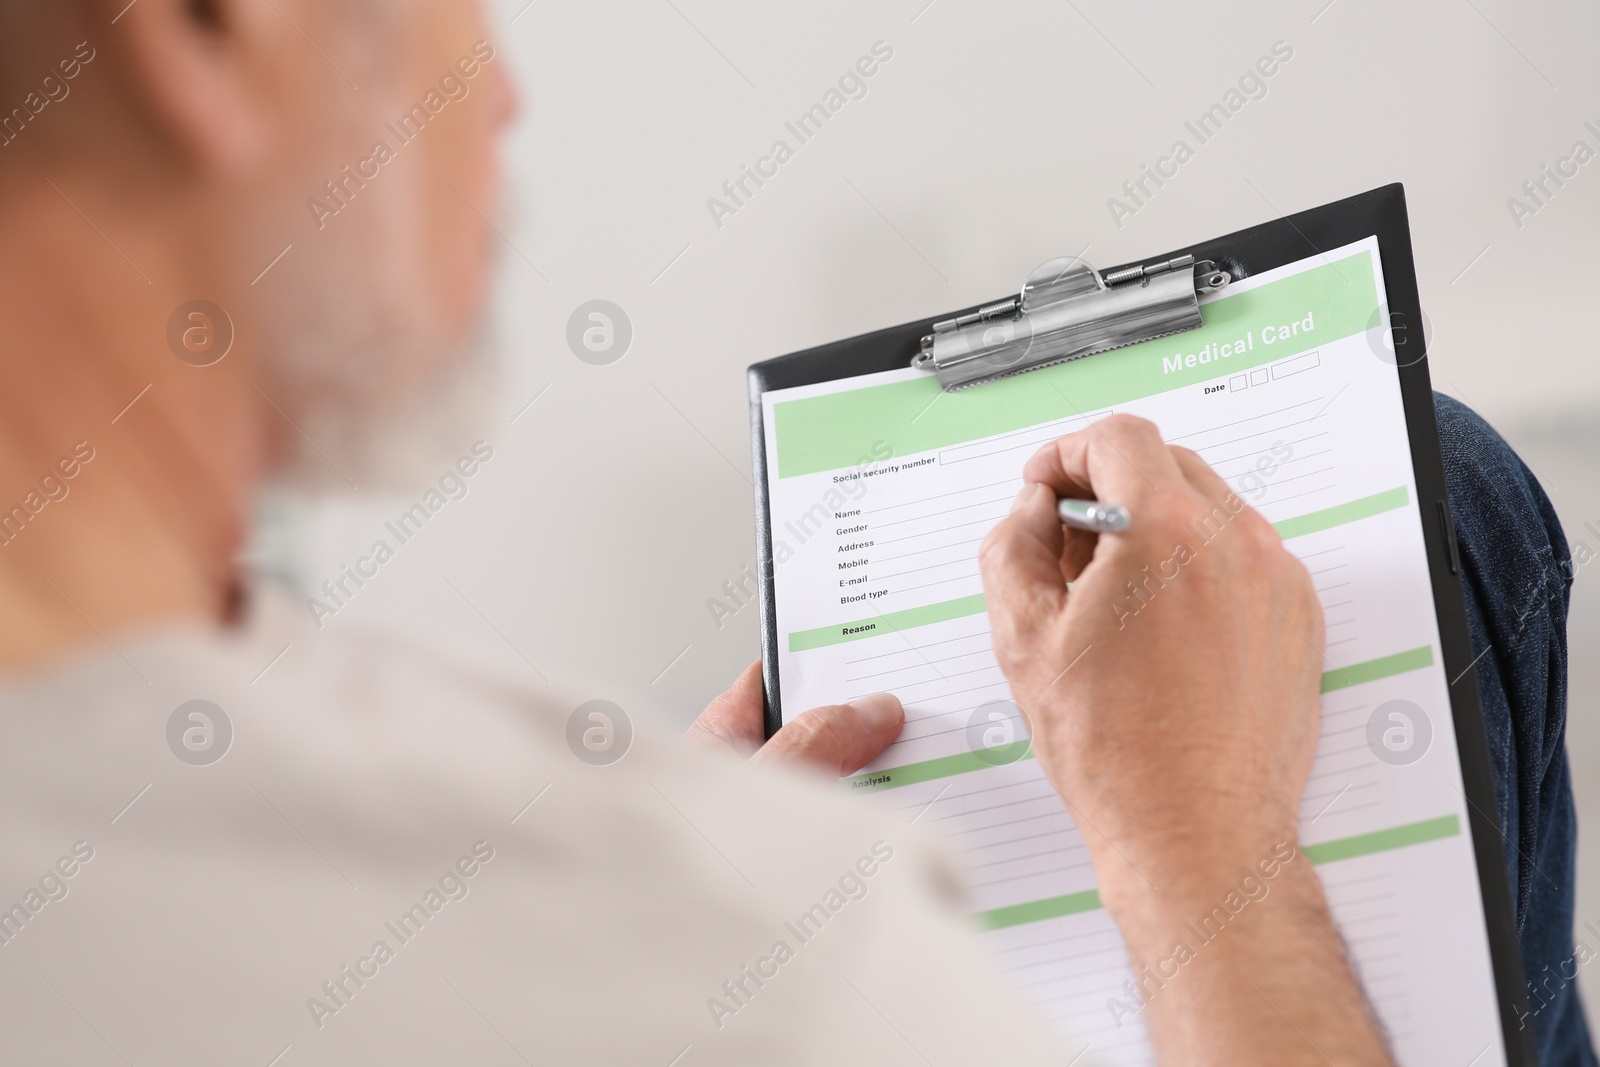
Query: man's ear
xmin=99 ymin=0 xmax=280 ymax=175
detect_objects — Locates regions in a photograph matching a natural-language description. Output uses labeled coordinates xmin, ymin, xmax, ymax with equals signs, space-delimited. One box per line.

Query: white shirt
xmin=0 ymin=588 xmax=1071 ymax=1065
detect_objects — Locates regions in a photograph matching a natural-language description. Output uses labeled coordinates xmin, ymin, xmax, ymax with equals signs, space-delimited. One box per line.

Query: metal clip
xmin=912 ymin=254 xmax=1231 ymax=390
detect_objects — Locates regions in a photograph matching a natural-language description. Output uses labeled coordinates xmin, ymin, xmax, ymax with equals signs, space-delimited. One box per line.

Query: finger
xmin=682 ymin=660 xmax=766 ymax=758
xmin=1169 ymin=446 xmax=1235 ymax=509
xmin=1022 ymin=414 xmax=1187 ymax=513
xmin=980 ymin=482 xmax=1069 ymax=630
xmin=752 ymin=693 xmax=904 ymax=776
xmin=1169 ymin=445 xmax=1282 ymax=547
xmin=1060 ymin=527 xmax=1098 ymax=585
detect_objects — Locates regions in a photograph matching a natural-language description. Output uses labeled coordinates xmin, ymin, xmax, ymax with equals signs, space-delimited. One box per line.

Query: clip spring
xmin=913 ymin=254 xmax=1232 ymax=390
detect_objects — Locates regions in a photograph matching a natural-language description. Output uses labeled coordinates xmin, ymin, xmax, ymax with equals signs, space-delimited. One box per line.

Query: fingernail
xmin=848 ymin=693 xmax=902 ymax=732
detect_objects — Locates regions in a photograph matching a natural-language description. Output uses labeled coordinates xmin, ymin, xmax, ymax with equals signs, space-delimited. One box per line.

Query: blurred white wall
xmin=275 ymin=0 xmax=1600 ymax=1013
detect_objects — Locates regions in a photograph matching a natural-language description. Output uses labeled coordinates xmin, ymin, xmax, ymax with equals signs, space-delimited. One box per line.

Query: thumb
xmin=752 ymin=693 xmax=904 ymax=777
xmin=683 ymin=660 xmax=766 ymax=758
xmin=979 ymin=482 xmax=1069 ymax=624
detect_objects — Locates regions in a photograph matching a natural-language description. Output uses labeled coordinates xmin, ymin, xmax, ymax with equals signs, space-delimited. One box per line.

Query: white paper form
xmin=760 ymin=238 xmax=1507 ymax=1065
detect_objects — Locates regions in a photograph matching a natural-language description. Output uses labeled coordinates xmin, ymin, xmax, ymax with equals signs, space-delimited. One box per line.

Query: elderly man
xmin=0 ymin=1 xmax=1589 ymax=1064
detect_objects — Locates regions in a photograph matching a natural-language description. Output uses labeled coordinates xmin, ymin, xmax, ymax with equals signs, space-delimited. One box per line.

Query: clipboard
xmin=746 ymin=184 xmax=1533 ymax=1063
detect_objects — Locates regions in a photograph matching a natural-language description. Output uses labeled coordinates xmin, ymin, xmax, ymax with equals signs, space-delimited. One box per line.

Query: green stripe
xmin=841 ymin=743 xmax=1034 ymax=791
xmin=1273 ymin=486 xmax=1410 ymax=540
xmin=787 ymin=486 xmax=1410 ymax=656
xmin=772 ymin=252 xmax=1379 ymax=478
xmin=1301 ymin=814 xmax=1460 ymax=864
xmin=787 ymin=593 xmax=988 ymax=652
xmin=1321 ymin=645 xmax=1433 ymax=693
xmin=979 ymin=889 xmax=1103 ymax=930
xmin=839 ymin=646 xmax=1434 ymax=793
xmin=976 ymin=814 xmax=1462 ymax=930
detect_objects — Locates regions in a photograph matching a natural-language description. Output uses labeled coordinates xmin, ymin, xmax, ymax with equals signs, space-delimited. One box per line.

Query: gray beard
xmin=242 ymin=287 xmax=504 ymax=604
xmin=266 ymin=321 xmax=502 ymax=497
xmin=253 ymin=159 xmax=505 ymax=496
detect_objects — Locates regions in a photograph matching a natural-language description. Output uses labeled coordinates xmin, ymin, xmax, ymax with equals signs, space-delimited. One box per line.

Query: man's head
xmin=0 ymin=0 xmax=515 ymax=477
xmin=0 ymin=0 xmax=516 ymax=653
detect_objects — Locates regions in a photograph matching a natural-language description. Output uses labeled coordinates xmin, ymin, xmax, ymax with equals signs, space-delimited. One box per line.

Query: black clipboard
xmin=747 ymin=183 xmax=1533 ymax=1063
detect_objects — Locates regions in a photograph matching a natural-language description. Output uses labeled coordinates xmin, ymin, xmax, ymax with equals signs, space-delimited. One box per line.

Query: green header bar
xmin=773 ymin=251 xmax=1379 ymax=478
xmin=787 ymin=593 xmax=988 ymax=652
xmin=1274 ymin=486 xmax=1409 ymax=540
xmin=977 ymin=814 xmax=1462 ymax=930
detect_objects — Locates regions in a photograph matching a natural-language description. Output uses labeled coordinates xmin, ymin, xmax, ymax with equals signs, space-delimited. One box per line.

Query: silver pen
xmin=1057 ymin=497 xmax=1131 ymax=534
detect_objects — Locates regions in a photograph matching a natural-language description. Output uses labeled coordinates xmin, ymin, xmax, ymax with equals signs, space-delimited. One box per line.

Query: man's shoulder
xmin=0 ymin=588 xmax=856 ymax=844
xmin=0 ymin=600 xmax=1069 ymax=1064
